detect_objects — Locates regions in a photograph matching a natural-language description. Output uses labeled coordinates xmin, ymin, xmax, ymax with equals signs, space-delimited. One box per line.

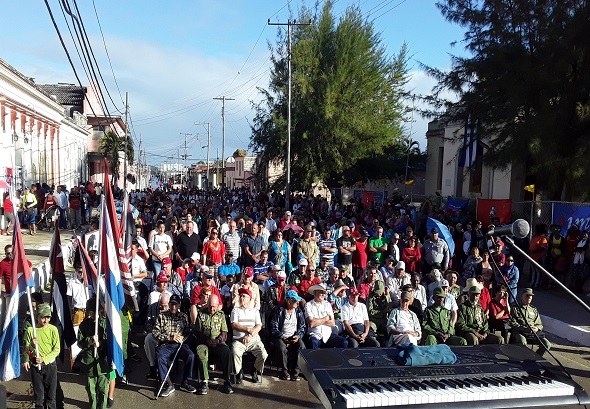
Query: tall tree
xmin=98 ymin=130 xmax=134 ymax=186
xmin=426 ymin=0 xmax=590 ymax=200
xmin=251 ymin=1 xmax=410 ymax=192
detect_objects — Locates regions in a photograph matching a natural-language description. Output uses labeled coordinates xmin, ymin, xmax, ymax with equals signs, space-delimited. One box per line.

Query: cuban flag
xmin=99 ymin=167 xmax=126 ymax=377
xmin=0 ymin=218 xmax=35 ymax=381
xmin=49 ymin=226 xmax=76 ymax=357
xmin=118 ymin=191 xmax=138 ymax=311
xmin=458 ymin=115 xmax=479 ymax=169
xmin=77 ymin=237 xmax=98 ymax=292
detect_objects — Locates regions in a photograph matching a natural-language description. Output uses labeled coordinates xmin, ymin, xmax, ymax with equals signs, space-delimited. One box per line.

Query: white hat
xmin=190 ymin=252 xmax=200 ymax=261
xmin=395 ymin=261 xmax=405 ymax=270
xmin=277 ymin=271 xmax=287 ymax=280
xmin=199 ymin=265 xmax=210 ymax=273
xmin=440 ymin=279 xmax=449 ymax=287
xmin=298 ymin=258 xmax=308 ymax=266
xmin=308 ymin=283 xmax=327 ymax=295
xmin=431 ymin=269 xmax=442 ymax=280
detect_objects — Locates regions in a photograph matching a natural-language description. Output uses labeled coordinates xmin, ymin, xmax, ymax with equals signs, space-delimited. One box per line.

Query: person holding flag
xmin=22 ymin=303 xmax=61 ymax=409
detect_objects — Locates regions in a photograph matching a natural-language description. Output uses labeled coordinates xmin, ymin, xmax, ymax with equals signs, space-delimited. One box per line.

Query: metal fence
xmin=512 ymin=201 xmax=590 ymax=235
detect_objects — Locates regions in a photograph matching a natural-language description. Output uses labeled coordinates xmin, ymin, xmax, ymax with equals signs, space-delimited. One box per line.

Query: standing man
xmin=151 ymin=295 xmax=197 ymax=397
xmin=422 ymin=228 xmax=450 ymax=273
xmin=222 ymin=220 xmax=242 ymax=264
xmin=298 ymin=225 xmax=319 ymax=266
xmin=149 ymin=221 xmax=173 ymax=277
xmin=241 ymin=223 xmax=265 ymax=268
xmin=174 ymin=220 xmax=202 ymax=268
xmin=498 ymin=256 xmax=520 ymax=301
xmin=368 ymin=226 xmax=388 ymax=267
xmin=193 ymin=295 xmax=234 ymax=394
xmin=510 ymin=288 xmax=551 ymax=355
xmin=55 ymin=186 xmax=68 ymax=230
xmin=336 ymin=226 xmax=356 ymax=279
xmin=318 ymin=228 xmax=337 ymax=269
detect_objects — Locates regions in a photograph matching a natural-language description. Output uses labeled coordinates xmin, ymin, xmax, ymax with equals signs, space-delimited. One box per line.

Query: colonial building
xmin=425 ymin=119 xmax=526 ymax=201
xmin=0 ymin=59 xmax=88 ymax=190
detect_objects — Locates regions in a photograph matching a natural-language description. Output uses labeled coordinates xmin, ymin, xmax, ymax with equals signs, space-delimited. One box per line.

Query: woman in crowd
xmin=462 ymin=246 xmax=482 ymax=284
xmin=268 ymin=229 xmax=292 ymax=272
xmin=401 ymin=236 xmax=421 ymax=273
xmin=3 ymin=192 xmax=15 ymax=235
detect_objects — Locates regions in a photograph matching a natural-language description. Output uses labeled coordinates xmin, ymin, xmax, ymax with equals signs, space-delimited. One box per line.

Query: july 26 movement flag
xmin=50 ymin=226 xmax=76 ymax=357
xmin=0 ymin=217 xmax=35 ymax=381
xmin=100 ymin=163 xmax=126 ymax=377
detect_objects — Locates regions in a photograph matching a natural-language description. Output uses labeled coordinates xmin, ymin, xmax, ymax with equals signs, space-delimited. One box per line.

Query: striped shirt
xmin=230 ymin=307 xmax=261 ymax=339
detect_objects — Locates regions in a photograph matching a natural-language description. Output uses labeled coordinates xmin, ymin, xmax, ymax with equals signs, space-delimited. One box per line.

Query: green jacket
xmin=77 ymin=315 xmax=110 ymax=376
xmin=422 ymin=305 xmax=455 ymax=337
xmin=456 ymin=300 xmax=489 ymax=335
xmin=510 ymin=304 xmax=543 ymax=332
xmin=367 ymin=292 xmax=391 ymax=322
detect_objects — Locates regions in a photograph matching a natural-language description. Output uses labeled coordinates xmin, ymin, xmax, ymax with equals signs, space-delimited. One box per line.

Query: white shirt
xmin=282 ymin=310 xmax=297 ymax=338
xmin=413 ymin=284 xmax=427 ymax=312
xmin=231 ymin=306 xmax=261 ymax=339
xmin=386 ymin=273 xmax=411 ymax=302
xmin=130 ymin=255 xmax=147 ymax=282
xmin=149 ymin=233 xmax=173 ymax=260
xmin=148 ymin=290 xmax=171 ymax=306
xmin=67 ymin=276 xmax=89 ymax=309
xmin=305 ymin=299 xmax=334 ymax=343
xmin=428 ymin=293 xmax=458 ymax=312
xmin=341 ymin=302 xmax=369 ymax=325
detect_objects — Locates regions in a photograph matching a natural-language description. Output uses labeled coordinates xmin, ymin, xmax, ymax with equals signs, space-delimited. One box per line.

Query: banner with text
xmin=552 ymin=203 xmax=590 ymax=236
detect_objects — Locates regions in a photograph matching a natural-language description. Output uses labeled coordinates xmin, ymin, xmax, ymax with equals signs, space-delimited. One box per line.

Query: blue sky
xmin=1 ymin=0 xmax=466 ymax=167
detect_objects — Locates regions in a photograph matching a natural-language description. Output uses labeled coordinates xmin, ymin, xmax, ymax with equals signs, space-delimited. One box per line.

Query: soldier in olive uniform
xmin=193 ymin=294 xmax=234 ymax=395
xmin=77 ymin=298 xmax=112 ymax=409
xmin=510 ymin=288 xmax=551 ymax=354
xmin=422 ymin=287 xmax=467 ymax=346
xmin=367 ymin=280 xmax=392 ymax=336
xmin=456 ymin=286 xmax=504 ymax=345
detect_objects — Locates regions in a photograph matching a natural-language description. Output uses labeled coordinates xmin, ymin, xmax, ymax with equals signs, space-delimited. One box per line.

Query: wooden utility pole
xmin=213 ymin=96 xmax=234 ymax=188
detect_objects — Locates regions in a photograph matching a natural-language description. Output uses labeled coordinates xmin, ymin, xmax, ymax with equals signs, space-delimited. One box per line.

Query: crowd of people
xmin=7 ymin=184 xmax=579 ymax=408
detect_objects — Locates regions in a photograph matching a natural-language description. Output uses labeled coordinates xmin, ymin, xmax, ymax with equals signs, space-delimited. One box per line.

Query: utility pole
xmin=179 ymin=132 xmax=193 ymax=185
xmin=268 ymin=18 xmax=311 ymax=211
xmin=213 ymin=96 xmax=234 ymax=189
xmin=138 ymin=133 xmax=142 ymax=189
xmin=195 ymin=122 xmax=210 ymax=190
xmin=124 ymin=91 xmax=129 ymax=192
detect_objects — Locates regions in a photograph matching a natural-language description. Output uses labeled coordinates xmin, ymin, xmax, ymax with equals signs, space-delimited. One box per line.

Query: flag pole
xmin=25 ymin=287 xmax=41 ymax=369
xmin=94 ymin=194 xmax=105 ymax=357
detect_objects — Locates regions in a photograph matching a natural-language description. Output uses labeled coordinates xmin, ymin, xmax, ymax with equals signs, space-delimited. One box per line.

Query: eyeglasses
xmin=308 ymin=269 xmax=316 ymax=272
xmin=211 ymin=231 xmax=218 ymax=235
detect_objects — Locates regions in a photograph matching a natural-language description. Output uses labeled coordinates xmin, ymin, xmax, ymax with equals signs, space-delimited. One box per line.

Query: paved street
xmin=2 ymin=228 xmax=590 ymax=408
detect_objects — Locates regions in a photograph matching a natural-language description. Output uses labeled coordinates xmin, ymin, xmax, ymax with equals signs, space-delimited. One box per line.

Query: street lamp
xmin=404 ymin=139 xmax=420 ymax=194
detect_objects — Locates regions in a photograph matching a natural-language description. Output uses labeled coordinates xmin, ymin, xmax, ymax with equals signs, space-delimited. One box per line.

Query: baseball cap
xmin=157 ymin=273 xmax=169 ymax=283
xmin=440 ymin=279 xmax=449 ymax=287
xmin=285 ymin=289 xmax=302 ymax=302
xmin=396 ymin=261 xmax=405 ymax=270
xmin=190 ymin=252 xmax=200 ymax=261
xmin=277 ymin=271 xmax=287 ymax=280
xmin=298 ymin=258 xmax=308 ymax=266
xmin=243 ymin=267 xmax=254 ymax=277
xmin=169 ymin=295 xmax=181 ymax=304
xmin=433 ymin=287 xmax=446 ymax=298
xmin=162 ymin=257 xmax=172 ymax=266
xmin=37 ymin=303 xmax=52 ymax=317
xmin=400 ymin=291 xmax=412 ymax=301
xmin=347 ymin=287 xmax=360 ymax=296
xmin=238 ymin=288 xmax=252 ymax=298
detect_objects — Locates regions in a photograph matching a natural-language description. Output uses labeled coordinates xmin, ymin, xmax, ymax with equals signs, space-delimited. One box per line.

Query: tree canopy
xmin=425 ymin=0 xmax=590 ymax=200
xmin=98 ymin=130 xmax=134 ymax=186
xmin=250 ymin=1 xmax=410 ymax=192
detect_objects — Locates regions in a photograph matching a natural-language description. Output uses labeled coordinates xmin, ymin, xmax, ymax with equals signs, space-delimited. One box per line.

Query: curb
xmin=30 ymin=240 xmax=75 ymax=292
xmin=542 ymin=314 xmax=590 ymax=347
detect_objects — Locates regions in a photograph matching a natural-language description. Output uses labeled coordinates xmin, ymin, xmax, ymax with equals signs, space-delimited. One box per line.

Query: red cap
xmin=162 ymin=257 xmax=172 ymax=266
xmin=243 ymin=267 xmax=254 ymax=277
xmin=238 ymin=288 xmax=252 ymax=298
xmin=157 ymin=273 xmax=169 ymax=283
xmin=347 ymin=287 xmax=360 ymax=296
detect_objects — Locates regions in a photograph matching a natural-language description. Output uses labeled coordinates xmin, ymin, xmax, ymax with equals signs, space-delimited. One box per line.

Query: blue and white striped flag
xmin=99 ymin=167 xmax=126 ymax=377
xmin=0 ymin=217 xmax=35 ymax=381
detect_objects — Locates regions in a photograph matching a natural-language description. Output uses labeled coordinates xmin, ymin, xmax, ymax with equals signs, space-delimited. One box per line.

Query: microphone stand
xmin=502 ymin=236 xmax=590 ymax=315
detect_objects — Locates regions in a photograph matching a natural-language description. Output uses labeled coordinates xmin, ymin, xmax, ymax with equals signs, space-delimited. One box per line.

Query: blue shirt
xmin=253 ymin=261 xmax=273 ymax=279
xmin=218 ymin=263 xmax=240 ymax=277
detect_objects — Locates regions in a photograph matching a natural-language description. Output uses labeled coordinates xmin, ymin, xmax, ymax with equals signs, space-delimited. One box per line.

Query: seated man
xmin=341 ymin=287 xmax=380 ymax=348
xmin=422 ymin=287 xmax=467 ymax=346
xmin=269 ymin=289 xmax=307 ymax=381
xmin=152 ymin=294 xmax=197 ymax=397
xmin=231 ymin=288 xmax=268 ymax=383
xmin=427 ymin=279 xmax=458 ymax=325
xmin=367 ymin=280 xmax=392 ymax=336
xmin=144 ymin=293 xmax=169 ymax=380
xmin=456 ymin=286 xmax=504 ymax=345
xmin=386 ymin=291 xmax=422 ymax=346
xmin=193 ymin=295 xmax=234 ymax=394
xmin=304 ymin=283 xmax=348 ymax=349
xmin=510 ymin=288 xmax=551 ymax=355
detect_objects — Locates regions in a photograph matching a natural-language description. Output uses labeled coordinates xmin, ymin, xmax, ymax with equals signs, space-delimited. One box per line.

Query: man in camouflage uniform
xmin=193 ymin=294 xmax=234 ymax=395
xmin=510 ymin=288 xmax=551 ymax=355
xmin=367 ymin=280 xmax=392 ymax=336
xmin=422 ymin=287 xmax=467 ymax=346
xmin=456 ymin=286 xmax=504 ymax=345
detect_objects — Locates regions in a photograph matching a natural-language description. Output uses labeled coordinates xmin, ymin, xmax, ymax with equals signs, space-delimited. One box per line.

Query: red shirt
xmin=276 ymin=284 xmax=286 ymax=306
xmin=190 ymin=284 xmax=222 ymax=305
xmin=175 ymin=267 xmax=192 ymax=284
xmin=202 ymin=240 xmax=226 ymax=265
xmin=489 ymin=298 xmax=509 ymax=321
xmin=0 ymin=258 xmax=11 ymax=292
xmin=3 ymin=198 xmax=14 ymax=214
xmin=479 ymin=287 xmax=491 ymax=312
xmin=298 ymin=277 xmax=321 ymax=296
